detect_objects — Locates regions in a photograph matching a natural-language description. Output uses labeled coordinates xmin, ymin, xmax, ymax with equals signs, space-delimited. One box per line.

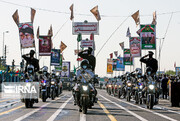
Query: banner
xmin=140 ymin=24 xmax=156 ymax=49
xmin=19 ymin=22 xmax=35 ymax=48
xmin=175 ymin=67 xmax=180 ymax=75
xmin=90 ymin=5 xmax=101 ymax=21
xmin=55 ymin=54 xmax=62 ymax=71
xmin=124 ymin=49 xmax=133 ymax=65
xmin=129 ymin=37 xmax=141 ymax=57
xmin=107 ymin=59 xmax=113 ymax=74
xmin=116 ymin=57 xmax=125 ymax=71
xmin=113 ymin=59 xmax=117 ymax=71
xmin=61 ymin=61 xmax=70 ymax=77
xmin=50 ymin=49 xmax=60 ymax=66
xmin=80 ymin=39 xmax=93 ymax=48
xmin=72 ymin=22 xmax=99 ymax=35
xmin=39 ymin=36 xmax=52 ymax=56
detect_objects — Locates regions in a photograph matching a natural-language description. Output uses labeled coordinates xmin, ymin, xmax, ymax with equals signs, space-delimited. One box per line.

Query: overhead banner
xmin=61 ymin=61 xmax=70 ymax=77
xmin=175 ymin=67 xmax=180 ymax=75
xmin=39 ymin=36 xmax=52 ymax=56
xmin=124 ymin=49 xmax=133 ymax=65
xmin=19 ymin=22 xmax=35 ymax=48
xmin=140 ymin=24 xmax=156 ymax=49
xmin=116 ymin=57 xmax=125 ymax=71
xmin=113 ymin=59 xmax=117 ymax=71
xmin=50 ymin=49 xmax=60 ymax=66
xmin=130 ymin=37 xmax=141 ymax=57
xmin=72 ymin=22 xmax=99 ymax=35
xmin=80 ymin=39 xmax=93 ymax=48
xmin=107 ymin=59 xmax=113 ymax=74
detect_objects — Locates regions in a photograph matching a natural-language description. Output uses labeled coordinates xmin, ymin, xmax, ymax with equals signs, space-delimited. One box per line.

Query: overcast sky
xmin=0 ymin=0 xmax=180 ymax=77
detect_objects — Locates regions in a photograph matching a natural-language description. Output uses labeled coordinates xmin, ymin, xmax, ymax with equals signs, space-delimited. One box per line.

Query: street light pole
xmin=2 ymin=31 xmax=9 ymax=57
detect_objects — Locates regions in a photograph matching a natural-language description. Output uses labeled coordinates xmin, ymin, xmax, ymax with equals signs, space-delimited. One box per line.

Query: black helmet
xmin=81 ymin=59 xmax=89 ymax=69
xmin=146 ymin=67 xmax=152 ymax=75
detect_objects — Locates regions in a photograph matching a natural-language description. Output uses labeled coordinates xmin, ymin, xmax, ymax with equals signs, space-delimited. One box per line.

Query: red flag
xmin=174 ymin=62 xmax=176 ymax=68
xmin=90 ymin=33 xmax=94 ymax=40
xmin=110 ymin=53 xmax=113 ymax=59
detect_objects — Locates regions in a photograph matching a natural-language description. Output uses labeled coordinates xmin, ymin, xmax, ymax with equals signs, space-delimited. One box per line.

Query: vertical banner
xmin=54 ymin=54 xmax=62 ymax=72
xmin=107 ymin=59 xmax=113 ymax=74
xmin=39 ymin=36 xmax=52 ymax=56
xmin=124 ymin=49 xmax=133 ymax=65
xmin=129 ymin=37 xmax=141 ymax=57
xmin=61 ymin=61 xmax=70 ymax=77
xmin=113 ymin=59 xmax=117 ymax=71
xmin=116 ymin=57 xmax=125 ymax=71
xmin=50 ymin=49 xmax=60 ymax=66
xmin=19 ymin=22 xmax=35 ymax=48
xmin=140 ymin=24 xmax=156 ymax=49
xmin=175 ymin=67 xmax=180 ymax=75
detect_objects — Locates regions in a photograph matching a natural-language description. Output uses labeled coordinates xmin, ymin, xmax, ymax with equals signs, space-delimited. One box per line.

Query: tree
xmin=165 ymin=70 xmax=175 ymax=75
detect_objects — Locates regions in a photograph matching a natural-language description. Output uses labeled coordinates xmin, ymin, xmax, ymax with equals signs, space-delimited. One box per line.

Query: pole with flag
xmin=131 ymin=10 xmax=140 ymax=26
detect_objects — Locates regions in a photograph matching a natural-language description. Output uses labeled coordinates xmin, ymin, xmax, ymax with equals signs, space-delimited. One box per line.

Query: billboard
xmin=50 ymin=49 xmax=60 ymax=66
xmin=61 ymin=61 xmax=70 ymax=77
xmin=112 ymin=59 xmax=117 ymax=71
xmin=72 ymin=22 xmax=99 ymax=35
xmin=140 ymin=24 xmax=156 ymax=49
xmin=19 ymin=22 xmax=35 ymax=48
xmin=130 ymin=37 xmax=141 ymax=57
xmin=124 ymin=49 xmax=133 ymax=65
xmin=116 ymin=57 xmax=125 ymax=71
xmin=107 ymin=59 xmax=113 ymax=74
xmin=80 ymin=39 xmax=93 ymax=48
xmin=39 ymin=36 xmax=52 ymax=56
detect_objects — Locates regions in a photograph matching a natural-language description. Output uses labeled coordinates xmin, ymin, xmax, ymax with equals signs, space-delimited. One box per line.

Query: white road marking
xmin=14 ymin=95 xmax=66 ymax=121
xmin=0 ymin=101 xmax=20 ymax=108
xmin=155 ymin=106 xmax=180 ymax=115
xmin=107 ymin=94 xmax=178 ymax=121
xmin=47 ymin=96 xmax=73 ymax=121
xmin=100 ymin=95 xmax=148 ymax=121
xmin=80 ymin=113 xmax=86 ymax=121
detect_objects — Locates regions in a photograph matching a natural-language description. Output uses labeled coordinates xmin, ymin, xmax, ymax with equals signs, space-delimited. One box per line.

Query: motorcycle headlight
xmin=119 ymin=85 xmax=121 ymax=88
xmin=149 ymin=85 xmax=154 ymax=90
xmin=82 ymin=86 xmax=88 ymax=91
xmin=127 ymin=83 xmax=132 ymax=87
xmin=108 ymin=85 xmax=112 ymax=87
xmin=139 ymin=85 xmax=143 ymax=89
xmin=43 ymin=83 xmax=46 ymax=86
xmin=51 ymin=81 xmax=55 ymax=84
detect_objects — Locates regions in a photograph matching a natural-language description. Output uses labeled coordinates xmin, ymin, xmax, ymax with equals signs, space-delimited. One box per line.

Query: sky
xmin=0 ymin=0 xmax=180 ymax=77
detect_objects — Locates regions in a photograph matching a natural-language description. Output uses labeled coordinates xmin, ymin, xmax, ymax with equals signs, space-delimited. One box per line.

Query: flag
xmin=136 ymin=29 xmax=141 ymax=36
xmin=131 ymin=10 xmax=140 ymax=26
xmin=48 ymin=25 xmax=53 ymax=37
xmin=12 ymin=9 xmax=19 ymax=26
xmin=74 ymin=65 xmax=76 ymax=74
xmin=60 ymin=41 xmax=67 ymax=53
xmin=90 ymin=5 xmax=101 ymax=21
xmin=110 ymin=53 xmax=113 ymax=59
xmin=70 ymin=4 xmax=74 ymax=20
xmin=90 ymin=33 xmax=94 ymax=40
xmin=37 ymin=26 xmax=39 ymax=39
xmin=31 ymin=8 xmax=36 ymax=23
xmin=126 ymin=27 xmax=131 ymax=37
xmin=174 ymin=62 xmax=176 ymax=68
xmin=152 ymin=11 xmax=157 ymax=25
xmin=119 ymin=42 xmax=124 ymax=50
xmin=114 ymin=51 xmax=118 ymax=57
xmin=77 ymin=33 xmax=82 ymax=42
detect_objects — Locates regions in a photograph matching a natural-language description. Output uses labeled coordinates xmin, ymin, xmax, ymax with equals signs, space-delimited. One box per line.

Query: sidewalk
xmin=159 ymin=99 xmax=180 ymax=111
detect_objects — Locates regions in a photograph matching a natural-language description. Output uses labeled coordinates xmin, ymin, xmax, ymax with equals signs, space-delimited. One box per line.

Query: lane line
xmin=47 ymin=96 xmax=73 ymax=121
xmin=14 ymin=95 xmax=66 ymax=121
xmin=0 ymin=101 xmax=20 ymax=108
xmin=98 ymin=101 xmax=117 ymax=121
xmin=80 ymin=112 xmax=86 ymax=121
xmin=155 ymin=106 xmax=180 ymax=115
xmin=0 ymin=105 xmax=24 ymax=116
xmin=100 ymin=95 xmax=148 ymax=121
xmin=105 ymin=93 xmax=178 ymax=121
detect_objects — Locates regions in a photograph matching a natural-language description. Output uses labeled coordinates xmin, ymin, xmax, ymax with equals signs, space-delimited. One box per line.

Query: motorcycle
xmin=40 ymin=79 xmax=47 ymax=102
xmin=50 ymin=79 xmax=56 ymax=100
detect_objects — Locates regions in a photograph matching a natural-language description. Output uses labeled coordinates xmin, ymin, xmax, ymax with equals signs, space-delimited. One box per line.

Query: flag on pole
xmin=70 ymin=4 xmax=74 ymax=20
xmin=114 ymin=51 xmax=118 ymax=57
xmin=152 ymin=11 xmax=157 ymax=25
xmin=37 ymin=26 xmax=39 ymax=39
xmin=74 ymin=65 xmax=76 ymax=74
xmin=60 ymin=41 xmax=67 ymax=53
xmin=110 ymin=53 xmax=113 ymax=59
xmin=90 ymin=33 xmax=94 ymax=40
xmin=31 ymin=8 xmax=36 ymax=23
xmin=77 ymin=33 xmax=82 ymax=42
xmin=136 ymin=29 xmax=141 ymax=36
xmin=90 ymin=5 xmax=101 ymax=21
xmin=48 ymin=25 xmax=53 ymax=37
xmin=174 ymin=62 xmax=176 ymax=68
xmin=119 ymin=42 xmax=124 ymax=50
xmin=12 ymin=9 xmax=19 ymax=26
xmin=131 ymin=10 xmax=140 ymax=26
xmin=126 ymin=27 xmax=131 ymax=37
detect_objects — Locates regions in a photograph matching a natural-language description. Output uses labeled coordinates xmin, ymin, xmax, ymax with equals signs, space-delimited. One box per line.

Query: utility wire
xmin=96 ymin=16 xmax=130 ymax=57
xmin=0 ymin=0 xmax=180 ymax=18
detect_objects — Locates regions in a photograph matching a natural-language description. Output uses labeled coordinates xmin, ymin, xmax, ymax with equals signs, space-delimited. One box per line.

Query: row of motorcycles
xmin=106 ymin=67 xmax=159 ymax=109
xmin=72 ymin=60 xmax=98 ymax=114
xmin=21 ymin=65 xmax=63 ymax=108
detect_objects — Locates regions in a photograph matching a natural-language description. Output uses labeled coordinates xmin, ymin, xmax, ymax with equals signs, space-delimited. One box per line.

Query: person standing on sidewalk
xmin=161 ymin=74 xmax=168 ymax=99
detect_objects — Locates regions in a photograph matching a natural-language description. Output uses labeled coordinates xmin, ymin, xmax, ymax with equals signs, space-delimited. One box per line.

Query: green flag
xmin=77 ymin=33 xmax=82 ymax=42
xmin=74 ymin=65 xmax=76 ymax=74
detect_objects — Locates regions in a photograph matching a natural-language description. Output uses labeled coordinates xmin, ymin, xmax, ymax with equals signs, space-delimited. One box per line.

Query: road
xmin=0 ymin=89 xmax=180 ymax=121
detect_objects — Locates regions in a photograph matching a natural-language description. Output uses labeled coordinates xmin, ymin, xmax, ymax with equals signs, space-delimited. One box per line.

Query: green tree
xmin=165 ymin=70 xmax=175 ymax=75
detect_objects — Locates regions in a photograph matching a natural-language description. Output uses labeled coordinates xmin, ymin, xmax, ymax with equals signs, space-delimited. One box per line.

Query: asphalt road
xmin=0 ymin=89 xmax=180 ymax=121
